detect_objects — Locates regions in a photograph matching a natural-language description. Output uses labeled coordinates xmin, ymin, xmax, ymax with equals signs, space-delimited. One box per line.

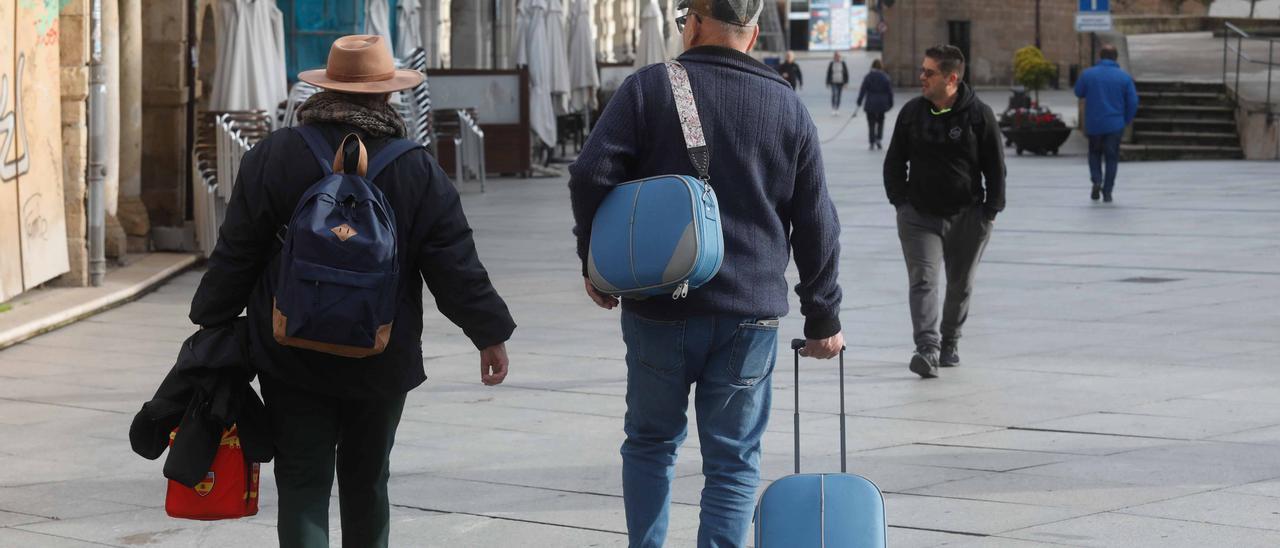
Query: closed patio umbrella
xmin=545 ymin=0 xmax=572 ymax=113
xmin=365 ymin=0 xmax=393 ymax=47
xmin=521 ymin=0 xmax=558 ymax=149
xmin=566 ymin=0 xmax=599 ymax=114
xmin=396 ymin=0 xmax=423 ymax=58
xmin=209 ymin=0 xmax=287 ymax=124
xmin=636 ymin=0 xmax=667 ymax=69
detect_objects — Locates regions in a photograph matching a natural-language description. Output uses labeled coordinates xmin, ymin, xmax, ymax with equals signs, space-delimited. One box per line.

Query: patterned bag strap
xmin=664 ymin=61 xmax=710 ymax=182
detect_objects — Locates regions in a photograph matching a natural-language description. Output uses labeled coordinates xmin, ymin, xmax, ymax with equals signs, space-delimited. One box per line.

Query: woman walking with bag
xmin=856 ymin=58 xmax=895 ymax=149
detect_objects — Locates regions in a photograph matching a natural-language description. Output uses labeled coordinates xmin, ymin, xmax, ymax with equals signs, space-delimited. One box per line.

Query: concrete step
xmin=1133 ymin=130 xmax=1240 ymax=147
xmin=1133 ymin=117 xmax=1239 ymax=133
xmin=1120 ymin=143 xmax=1244 ymax=161
xmin=1136 ymin=104 xmax=1236 ymax=120
xmin=1137 ymin=91 xmax=1229 ymax=107
xmin=1134 ymin=80 xmax=1225 ymax=94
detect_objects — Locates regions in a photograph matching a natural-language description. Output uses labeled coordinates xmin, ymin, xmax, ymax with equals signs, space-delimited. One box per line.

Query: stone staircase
xmin=1123 ymin=81 xmax=1244 ymax=161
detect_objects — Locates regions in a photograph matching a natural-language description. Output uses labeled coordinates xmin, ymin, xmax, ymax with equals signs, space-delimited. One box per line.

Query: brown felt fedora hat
xmin=298 ymin=35 xmax=423 ymax=94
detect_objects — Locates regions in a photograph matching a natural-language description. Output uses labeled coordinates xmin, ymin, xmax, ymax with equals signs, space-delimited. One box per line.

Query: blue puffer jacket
xmin=1074 ymin=59 xmax=1139 ymax=136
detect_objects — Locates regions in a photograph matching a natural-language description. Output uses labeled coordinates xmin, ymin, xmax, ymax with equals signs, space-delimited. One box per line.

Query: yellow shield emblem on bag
xmin=193 ymin=472 xmax=215 ymax=497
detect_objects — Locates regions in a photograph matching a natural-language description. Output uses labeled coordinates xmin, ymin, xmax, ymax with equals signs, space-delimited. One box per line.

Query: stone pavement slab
xmin=0 ymin=52 xmax=1278 ymax=547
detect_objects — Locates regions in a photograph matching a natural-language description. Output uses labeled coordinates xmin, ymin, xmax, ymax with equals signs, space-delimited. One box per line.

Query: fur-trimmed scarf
xmin=295 ymin=91 xmax=407 ymax=138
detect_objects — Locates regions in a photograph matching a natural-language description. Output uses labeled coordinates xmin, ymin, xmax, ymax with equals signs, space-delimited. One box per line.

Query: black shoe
xmin=1103 ymin=192 xmax=1113 ymax=203
xmin=940 ymin=343 xmax=960 ymax=367
xmin=869 ymin=142 xmax=876 ymax=150
xmin=1091 ymin=184 xmax=1101 ymax=201
xmin=909 ymin=350 xmax=939 ymax=379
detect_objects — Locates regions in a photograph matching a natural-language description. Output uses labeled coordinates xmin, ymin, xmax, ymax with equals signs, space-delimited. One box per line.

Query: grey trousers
xmin=896 ymin=203 xmax=993 ymax=352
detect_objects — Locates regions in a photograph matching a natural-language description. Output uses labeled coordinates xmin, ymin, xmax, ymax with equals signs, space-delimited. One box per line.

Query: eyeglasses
xmin=920 ymin=68 xmax=941 ymax=79
xmin=675 ymin=12 xmax=700 ymax=32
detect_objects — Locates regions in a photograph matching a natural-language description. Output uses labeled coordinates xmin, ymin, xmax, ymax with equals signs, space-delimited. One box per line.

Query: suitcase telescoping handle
xmin=790 ymin=339 xmax=847 ymax=475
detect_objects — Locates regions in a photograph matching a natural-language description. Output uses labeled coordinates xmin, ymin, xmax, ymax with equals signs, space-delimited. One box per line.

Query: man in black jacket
xmin=883 ymin=45 xmax=1005 ymax=379
xmin=189 ymin=35 xmax=515 ymax=547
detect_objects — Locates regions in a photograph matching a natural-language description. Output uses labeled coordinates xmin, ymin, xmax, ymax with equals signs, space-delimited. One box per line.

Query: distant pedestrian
xmin=189 ymin=35 xmax=516 ymax=548
xmin=856 ymin=58 xmax=894 ymax=149
xmin=883 ymin=45 xmax=1005 ymax=379
xmin=569 ymin=1 xmax=844 ymax=544
xmin=826 ymin=51 xmax=850 ymax=115
xmin=1074 ymin=44 xmax=1138 ymax=203
xmin=777 ymin=50 xmax=803 ymax=90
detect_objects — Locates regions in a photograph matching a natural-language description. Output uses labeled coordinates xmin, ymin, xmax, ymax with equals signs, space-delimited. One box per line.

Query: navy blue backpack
xmin=272 ymin=126 xmax=420 ymax=358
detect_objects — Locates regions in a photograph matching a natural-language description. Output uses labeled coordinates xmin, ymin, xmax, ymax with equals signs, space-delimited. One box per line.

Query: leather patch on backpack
xmin=331 ymin=224 xmax=358 ymax=241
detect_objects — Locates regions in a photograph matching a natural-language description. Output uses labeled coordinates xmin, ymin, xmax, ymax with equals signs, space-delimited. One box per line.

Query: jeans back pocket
xmin=727 ymin=320 xmax=779 ymax=386
xmin=622 ymin=313 xmax=686 ymax=376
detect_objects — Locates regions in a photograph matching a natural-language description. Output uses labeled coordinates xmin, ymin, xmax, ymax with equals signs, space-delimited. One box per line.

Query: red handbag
xmin=165 ymin=425 xmax=260 ymax=520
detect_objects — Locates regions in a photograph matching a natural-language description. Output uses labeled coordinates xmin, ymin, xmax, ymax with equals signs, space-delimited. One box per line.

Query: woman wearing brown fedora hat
xmin=189 ymin=35 xmax=516 ymax=548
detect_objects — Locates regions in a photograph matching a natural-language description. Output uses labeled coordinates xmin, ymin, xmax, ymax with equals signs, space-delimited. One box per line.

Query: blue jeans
xmin=620 ymin=311 xmax=778 ymax=548
xmin=1088 ymin=132 xmax=1123 ymax=194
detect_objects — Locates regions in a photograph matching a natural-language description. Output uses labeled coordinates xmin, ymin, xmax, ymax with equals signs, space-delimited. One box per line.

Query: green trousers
xmin=261 ymin=375 xmax=407 ymax=548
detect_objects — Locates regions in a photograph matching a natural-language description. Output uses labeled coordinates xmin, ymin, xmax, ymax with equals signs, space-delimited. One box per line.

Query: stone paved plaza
xmin=1 ymin=54 xmax=1279 ymax=547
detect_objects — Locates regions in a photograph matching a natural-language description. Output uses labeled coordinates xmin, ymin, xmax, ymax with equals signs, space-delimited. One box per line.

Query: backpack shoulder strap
xmin=366 ymin=139 xmax=423 ymax=182
xmin=293 ymin=125 xmax=335 ymax=176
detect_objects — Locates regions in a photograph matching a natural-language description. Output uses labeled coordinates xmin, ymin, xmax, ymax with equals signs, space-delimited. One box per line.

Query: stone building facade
xmin=877 ymin=0 xmax=1211 ymax=87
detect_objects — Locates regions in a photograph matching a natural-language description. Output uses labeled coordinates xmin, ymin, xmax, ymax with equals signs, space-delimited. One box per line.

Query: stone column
xmin=450 ymin=0 xmax=492 ymax=69
xmin=55 ymin=0 xmax=91 ymax=286
xmin=492 ymin=0 xmax=517 ymax=69
xmin=118 ymin=0 xmax=150 ymax=253
xmin=102 ymin=0 xmax=128 ymax=260
xmin=141 ymin=0 xmax=191 ymax=235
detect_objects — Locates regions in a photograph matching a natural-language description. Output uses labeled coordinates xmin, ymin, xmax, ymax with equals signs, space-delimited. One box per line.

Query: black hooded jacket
xmin=188 ymin=123 xmax=516 ymax=399
xmin=883 ymin=82 xmax=1006 ymax=218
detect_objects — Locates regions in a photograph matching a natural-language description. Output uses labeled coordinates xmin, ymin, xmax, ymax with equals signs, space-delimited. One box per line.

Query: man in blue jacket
xmin=569 ymin=0 xmax=844 ymax=545
xmin=1074 ymin=44 xmax=1138 ymax=203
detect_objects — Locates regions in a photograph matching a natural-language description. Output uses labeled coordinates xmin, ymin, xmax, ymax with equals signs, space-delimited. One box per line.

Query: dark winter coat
xmin=883 ymin=82 xmax=1006 ymax=219
xmin=856 ymin=69 xmax=894 ymax=114
xmin=826 ymin=60 xmax=849 ymax=87
xmin=188 ymin=122 xmax=516 ymax=399
xmin=129 ymin=319 xmax=272 ymax=487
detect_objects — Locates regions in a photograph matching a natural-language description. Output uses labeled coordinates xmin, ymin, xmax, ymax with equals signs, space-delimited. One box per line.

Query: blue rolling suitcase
xmin=754 ymin=339 xmax=887 ymax=548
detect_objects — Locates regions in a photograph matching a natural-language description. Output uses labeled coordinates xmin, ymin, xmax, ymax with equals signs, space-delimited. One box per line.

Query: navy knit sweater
xmin=569 ymin=46 xmax=842 ymax=339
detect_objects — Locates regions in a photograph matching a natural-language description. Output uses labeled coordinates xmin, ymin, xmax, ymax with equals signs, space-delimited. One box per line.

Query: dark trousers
xmin=830 ymin=84 xmax=844 ymax=110
xmin=261 ymin=375 xmax=407 ymax=548
xmin=867 ymin=111 xmax=886 ymax=144
xmin=1088 ymin=132 xmax=1123 ymax=194
xmin=896 ymin=203 xmax=992 ymax=352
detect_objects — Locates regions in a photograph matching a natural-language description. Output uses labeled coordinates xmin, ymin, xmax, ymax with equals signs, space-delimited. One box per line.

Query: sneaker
xmin=1103 ymin=192 xmax=1113 ymax=203
xmin=1091 ymin=184 xmax=1101 ymax=201
xmin=909 ymin=350 xmax=939 ymax=379
xmin=940 ymin=342 xmax=960 ymax=367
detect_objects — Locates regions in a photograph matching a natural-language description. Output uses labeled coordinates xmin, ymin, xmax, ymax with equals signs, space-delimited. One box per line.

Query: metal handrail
xmin=1222 ymin=22 xmax=1278 ymax=121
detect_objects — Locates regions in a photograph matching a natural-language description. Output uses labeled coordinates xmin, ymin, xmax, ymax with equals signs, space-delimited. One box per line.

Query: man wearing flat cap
xmin=189 ymin=35 xmax=515 ymax=547
xmin=569 ymin=1 xmax=844 ymax=546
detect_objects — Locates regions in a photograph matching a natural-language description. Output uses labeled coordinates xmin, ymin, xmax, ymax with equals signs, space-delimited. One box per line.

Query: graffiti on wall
xmin=18 ymin=0 xmax=71 ymax=37
xmin=0 ymin=54 xmax=30 ymax=183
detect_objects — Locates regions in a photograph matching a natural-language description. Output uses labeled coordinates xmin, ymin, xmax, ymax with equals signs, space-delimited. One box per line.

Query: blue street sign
xmin=1079 ymin=0 xmax=1110 ymax=12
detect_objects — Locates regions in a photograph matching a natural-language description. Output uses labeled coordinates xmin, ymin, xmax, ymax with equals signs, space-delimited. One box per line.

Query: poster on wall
xmin=809 ymin=1 xmax=832 ymax=51
xmin=850 ymin=5 xmax=868 ymax=49
xmin=811 ymin=0 xmax=860 ymax=51
xmin=0 ymin=0 xmax=22 ymax=301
